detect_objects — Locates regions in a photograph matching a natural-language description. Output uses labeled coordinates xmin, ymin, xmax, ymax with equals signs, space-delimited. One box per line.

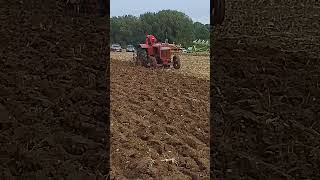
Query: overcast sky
xmin=110 ymin=0 xmax=210 ymax=24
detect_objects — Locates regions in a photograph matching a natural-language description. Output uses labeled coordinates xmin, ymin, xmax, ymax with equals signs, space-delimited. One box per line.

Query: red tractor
xmin=133 ymin=0 xmax=225 ymax=69
xmin=135 ymin=34 xmax=181 ymax=69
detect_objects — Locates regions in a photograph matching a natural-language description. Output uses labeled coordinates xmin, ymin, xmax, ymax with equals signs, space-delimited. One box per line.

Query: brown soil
xmin=110 ymin=60 xmax=210 ymax=179
xmin=1 ymin=0 xmax=108 ymax=179
xmin=211 ymin=0 xmax=320 ymax=179
xmin=111 ymin=52 xmax=210 ymax=80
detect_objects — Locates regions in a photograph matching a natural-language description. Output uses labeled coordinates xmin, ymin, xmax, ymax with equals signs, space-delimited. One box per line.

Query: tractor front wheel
xmin=173 ymin=55 xmax=181 ymax=69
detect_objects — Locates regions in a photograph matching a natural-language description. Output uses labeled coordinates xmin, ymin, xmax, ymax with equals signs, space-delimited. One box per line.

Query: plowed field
xmin=111 ymin=52 xmax=210 ymax=80
xmin=110 ymin=54 xmax=210 ymax=179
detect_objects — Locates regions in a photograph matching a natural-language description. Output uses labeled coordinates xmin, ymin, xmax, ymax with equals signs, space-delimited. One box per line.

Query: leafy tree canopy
xmin=110 ymin=10 xmax=209 ymax=47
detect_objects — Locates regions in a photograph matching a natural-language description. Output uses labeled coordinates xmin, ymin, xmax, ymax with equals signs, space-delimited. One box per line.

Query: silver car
xmin=126 ymin=45 xmax=135 ymax=52
xmin=111 ymin=44 xmax=122 ymax=52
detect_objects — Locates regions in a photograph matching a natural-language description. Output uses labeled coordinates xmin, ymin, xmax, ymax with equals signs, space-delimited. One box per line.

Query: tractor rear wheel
xmin=137 ymin=47 xmax=148 ymax=67
xmin=135 ymin=56 xmax=142 ymax=66
xmin=149 ymin=56 xmax=157 ymax=68
xmin=173 ymin=55 xmax=181 ymax=69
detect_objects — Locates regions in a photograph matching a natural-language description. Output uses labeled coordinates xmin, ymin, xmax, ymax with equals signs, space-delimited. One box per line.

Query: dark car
xmin=111 ymin=44 xmax=122 ymax=52
xmin=126 ymin=45 xmax=135 ymax=52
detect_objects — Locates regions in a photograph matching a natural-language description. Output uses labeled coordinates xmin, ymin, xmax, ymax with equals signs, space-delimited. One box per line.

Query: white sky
xmin=110 ymin=0 xmax=210 ymax=24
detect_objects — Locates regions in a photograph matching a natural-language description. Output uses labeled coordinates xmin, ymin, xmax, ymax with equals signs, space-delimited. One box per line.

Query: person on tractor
xmin=149 ymin=35 xmax=156 ymax=44
xmin=146 ymin=34 xmax=157 ymax=45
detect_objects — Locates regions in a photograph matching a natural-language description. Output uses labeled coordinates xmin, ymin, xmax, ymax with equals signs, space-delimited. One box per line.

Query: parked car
xmin=187 ymin=47 xmax=193 ymax=53
xmin=126 ymin=44 xmax=135 ymax=52
xmin=111 ymin=44 xmax=122 ymax=52
xmin=181 ymin=48 xmax=187 ymax=53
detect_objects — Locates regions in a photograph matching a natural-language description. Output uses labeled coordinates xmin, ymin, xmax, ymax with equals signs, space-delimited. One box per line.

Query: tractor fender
xmin=139 ymin=44 xmax=149 ymax=49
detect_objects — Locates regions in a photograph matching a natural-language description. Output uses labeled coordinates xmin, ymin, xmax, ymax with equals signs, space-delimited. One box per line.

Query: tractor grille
xmin=161 ymin=50 xmax=170 ymax=59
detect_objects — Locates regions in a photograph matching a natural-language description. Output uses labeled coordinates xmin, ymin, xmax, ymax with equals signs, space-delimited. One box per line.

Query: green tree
xmin=193 ymin=22 xmax=210 ymax=40
xmin=110 ymin=10 xmax=209 ymax=47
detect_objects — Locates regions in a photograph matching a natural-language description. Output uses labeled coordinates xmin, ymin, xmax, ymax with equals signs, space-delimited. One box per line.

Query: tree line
xmin=110 ymin=10 xmax=210 ymax=48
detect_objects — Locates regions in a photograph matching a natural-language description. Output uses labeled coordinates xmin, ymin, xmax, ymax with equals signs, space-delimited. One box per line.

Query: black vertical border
xmin=210 ymin=1 xmax=225 ymax=179
xmin=2 ymin=0 xmax=111 ymax=178
xmin=104 ymin=0 xmax=111 ymax=178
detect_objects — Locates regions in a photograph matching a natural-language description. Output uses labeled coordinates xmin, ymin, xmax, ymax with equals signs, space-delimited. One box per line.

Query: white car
xmin=181 ymin=48 xmax=187 ymax=53
xmin=111 ymin=44 xmax=122 ymax=52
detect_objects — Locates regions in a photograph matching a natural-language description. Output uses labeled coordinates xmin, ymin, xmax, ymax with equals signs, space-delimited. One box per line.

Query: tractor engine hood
xmin=139 ymin=44 xmax=149 ymax=49
xmin=160 ymin=47 xmax=171 ymax=50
